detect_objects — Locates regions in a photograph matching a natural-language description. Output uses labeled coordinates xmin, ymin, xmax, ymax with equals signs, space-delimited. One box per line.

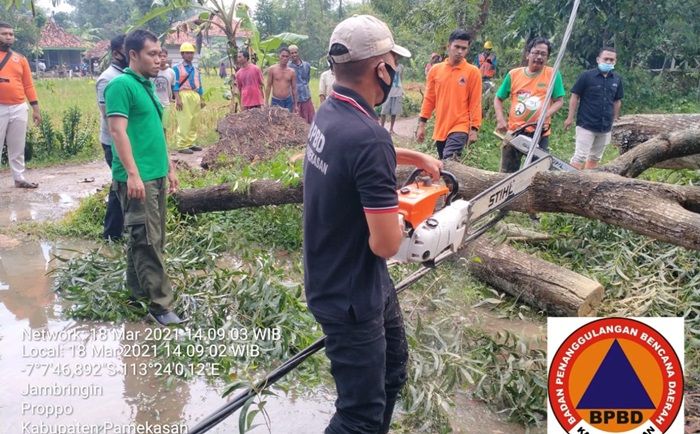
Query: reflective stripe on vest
xmin=176 ymin=63 xmax=201 ymax=91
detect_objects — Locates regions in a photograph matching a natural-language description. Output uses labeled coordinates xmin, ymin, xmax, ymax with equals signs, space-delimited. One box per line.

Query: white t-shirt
xmin=319 ymin=70 xmax=335 ymax=98
xmin=152 ymin=68 xmax=175 ymax=106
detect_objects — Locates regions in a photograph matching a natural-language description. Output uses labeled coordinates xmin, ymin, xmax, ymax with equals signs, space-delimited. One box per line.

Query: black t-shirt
xmin=571 ymin=69 xmax=624 ymax=133
xmin=303 ymin=85 xmax=398 ymax=323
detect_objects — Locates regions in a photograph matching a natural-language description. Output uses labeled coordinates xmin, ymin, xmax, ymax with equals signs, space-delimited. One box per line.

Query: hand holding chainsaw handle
xmin=396 ymin=148 xmax=442 ymax=181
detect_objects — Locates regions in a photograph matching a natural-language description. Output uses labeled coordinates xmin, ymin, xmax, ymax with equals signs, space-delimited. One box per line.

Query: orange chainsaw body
xmin=397 ymin=181 xmax=450 ymax=229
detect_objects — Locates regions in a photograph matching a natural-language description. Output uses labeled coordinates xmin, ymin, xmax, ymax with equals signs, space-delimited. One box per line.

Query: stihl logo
xmin=488 ymin=183 xmax=514 ymax=207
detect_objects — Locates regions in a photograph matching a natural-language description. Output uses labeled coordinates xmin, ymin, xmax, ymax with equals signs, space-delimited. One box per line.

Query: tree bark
xmin=440 ymin=161 xmax=700 ymax=251
xmin=174 ymin=160 xmax=700 ymax=250
xmin=174 ymin=180 xmax=303 ymax=214
xmin=601 ymin=128 xmax=700 ymax=177
xmin=464 ymin=238 xmax=603 ymax=316
xmin=612 ymin=114 xmax=700 ymax=170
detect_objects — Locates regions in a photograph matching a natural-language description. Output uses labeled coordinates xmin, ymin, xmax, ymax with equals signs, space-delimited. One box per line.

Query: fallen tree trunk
xmin=443 ymin=162 xmax=700 ymax=250
xmin=174 ymin=160 xmax=700 ymax=250
xmin=612 ymin=114 xmax=700 ymax=170
xmin=175 ymin=180 xmax=303 ymax=214
xmin=464 ymin=238 xmax=603 ymax=316
xmin=600 ymin=127 xmax=700 ymax=177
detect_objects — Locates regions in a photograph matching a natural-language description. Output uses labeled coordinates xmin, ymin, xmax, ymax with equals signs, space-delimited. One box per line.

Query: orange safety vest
xmin=176 ymin=63 xmax=201 ymax=91
xmin=478 ymin=52 xmax=496 ymax=78
xmin=507 ymin=66 xmax=556 ymax=134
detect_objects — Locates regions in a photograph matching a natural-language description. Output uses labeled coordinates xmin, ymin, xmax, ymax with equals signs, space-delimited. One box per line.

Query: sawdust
xmin=200 ymin=106 xmax=309 ymax=170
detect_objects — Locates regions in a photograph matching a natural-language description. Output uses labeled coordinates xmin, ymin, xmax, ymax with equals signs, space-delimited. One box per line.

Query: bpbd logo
xmin=547 ymin=317 xmax=684 ymax=434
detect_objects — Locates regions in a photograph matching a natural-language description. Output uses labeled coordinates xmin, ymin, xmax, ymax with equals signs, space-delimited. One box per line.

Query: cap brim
xmin=391 ymin=44 xmax=411 ymax=59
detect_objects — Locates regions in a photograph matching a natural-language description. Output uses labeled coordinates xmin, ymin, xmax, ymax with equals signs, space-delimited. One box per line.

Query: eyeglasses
xmin=530 ymin=50 xmax=548 ymax=57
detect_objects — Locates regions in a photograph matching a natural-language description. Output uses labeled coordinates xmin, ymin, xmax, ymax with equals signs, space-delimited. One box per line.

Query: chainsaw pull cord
xmin=523 ymin=0 xmax=581 ymax=167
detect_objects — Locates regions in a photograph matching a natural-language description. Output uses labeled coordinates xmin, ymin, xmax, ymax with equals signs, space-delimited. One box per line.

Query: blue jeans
xmin=102 ymin=144 xmax=124 ymax=240
xmin=318 ymin=288 xmax=408 ymax=434
xmin=271 ymin=95 xmax=294 ymax=112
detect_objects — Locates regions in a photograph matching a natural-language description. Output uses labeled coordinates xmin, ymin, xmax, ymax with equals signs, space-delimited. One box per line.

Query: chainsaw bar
xmin=507 ymin=135 xmax=578 ymax=172
xmin=466 ymin=155 xmax=553 ymax=223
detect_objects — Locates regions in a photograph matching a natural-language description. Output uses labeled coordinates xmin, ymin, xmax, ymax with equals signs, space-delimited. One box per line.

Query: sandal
xmin=14 ymin=180 xmax=39 ymax=189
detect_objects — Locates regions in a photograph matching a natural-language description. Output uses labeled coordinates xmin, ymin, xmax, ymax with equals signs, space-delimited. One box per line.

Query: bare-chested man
xmin=265 ymin=47 xmax=297 ymax=112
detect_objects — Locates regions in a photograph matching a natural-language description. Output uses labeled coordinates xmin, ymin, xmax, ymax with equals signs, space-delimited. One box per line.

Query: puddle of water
xmin=0 ymin=195 xmax=82 ymax=227
xmin=0 ymin=240 xmax=334 ymax=433
xmin=0 ymin=161 xmax=110 ymax=227
xmin=467 ymin=307 xmax=546 ymax=349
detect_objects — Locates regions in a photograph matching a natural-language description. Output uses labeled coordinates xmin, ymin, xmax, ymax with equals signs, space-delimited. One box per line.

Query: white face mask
xmin=598 ymin=63 xmax=614 ymax=73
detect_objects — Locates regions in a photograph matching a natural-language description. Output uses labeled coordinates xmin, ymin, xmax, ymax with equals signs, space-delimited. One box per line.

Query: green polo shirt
xmin=105 ymin=68 xmax=168 ymax=182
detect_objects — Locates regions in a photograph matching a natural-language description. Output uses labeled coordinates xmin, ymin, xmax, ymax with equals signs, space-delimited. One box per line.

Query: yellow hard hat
xmin=180 ymin=42 xmax=196 ymax=53
xmin=484 ymin=41 xmax=493 ymax=49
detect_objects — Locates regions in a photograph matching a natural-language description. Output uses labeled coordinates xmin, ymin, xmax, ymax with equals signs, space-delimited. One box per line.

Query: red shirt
xmin=235 ymin=64 xmax=264 ymax=108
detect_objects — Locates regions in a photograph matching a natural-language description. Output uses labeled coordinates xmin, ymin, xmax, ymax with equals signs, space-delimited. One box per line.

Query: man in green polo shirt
xmin=105 ymin=29 xmax=182 ymax=326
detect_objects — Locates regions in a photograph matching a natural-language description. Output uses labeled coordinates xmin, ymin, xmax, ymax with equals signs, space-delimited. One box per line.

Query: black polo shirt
xmin=303 ymin=85 xmax=398 ymax=323
xmin=571 ymin=68 xmax=623 ymax=133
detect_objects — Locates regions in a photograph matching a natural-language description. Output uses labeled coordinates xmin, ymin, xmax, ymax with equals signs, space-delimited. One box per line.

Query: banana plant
xmin=256 ymin=32 xmax=309 ymax=68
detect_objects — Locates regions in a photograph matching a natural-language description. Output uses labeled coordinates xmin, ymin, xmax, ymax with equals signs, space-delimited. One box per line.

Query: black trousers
xmin=435 ymin=131 xmax=469 ymax=160
xmin=102 ymin=143 xmax=124 ymax=240
xmin=319 ymin=288 xmax=409 ymax=434
xmin=500 ymin=133 xmax=550 ymax=173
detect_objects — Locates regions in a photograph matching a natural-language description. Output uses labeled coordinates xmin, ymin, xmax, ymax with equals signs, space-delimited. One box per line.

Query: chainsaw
xmin=392 ymin=155 xmax=554 ymax=264
xmin=495 ymin=124 xmax=578 ymax=172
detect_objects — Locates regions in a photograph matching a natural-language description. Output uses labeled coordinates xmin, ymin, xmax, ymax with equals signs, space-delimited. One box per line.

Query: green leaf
xmin=258 ymin=32 xmax=309 ymax=52
xmin=130 ymin=5 xmax=176 ymax=29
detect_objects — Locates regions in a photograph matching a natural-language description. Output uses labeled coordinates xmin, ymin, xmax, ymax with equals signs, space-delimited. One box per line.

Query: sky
xmin=36 ymin=0 xmax=259 ymax=15
xmin=36 ymin=0 xmax=74 ymax=13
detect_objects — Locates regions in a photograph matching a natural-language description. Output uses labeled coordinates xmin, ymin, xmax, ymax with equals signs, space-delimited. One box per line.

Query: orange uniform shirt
xmin=0 ymin=51 xmax=38 ymax=105
xmin=419 ymin=59 xmax=482 ymax=141
xmin=496 ymin=66 xmax=565 ymax=135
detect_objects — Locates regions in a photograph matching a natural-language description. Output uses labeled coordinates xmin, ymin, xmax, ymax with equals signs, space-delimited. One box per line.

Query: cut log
xmin=174 ymin=159 xmax=700 ymax=250
xmin=463 ymin=237 xmax=603 ymax=316
xmin=174 ymin=181 xmax=303 ymax=214
xmin=612 ymin=114 xmax=700 ymax=170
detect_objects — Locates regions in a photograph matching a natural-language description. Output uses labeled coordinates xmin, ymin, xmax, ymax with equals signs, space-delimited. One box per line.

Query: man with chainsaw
xmin=494 ymin=37 xmax=565 ymax=173
xmin=417 ymin=29 xmax=482 ymax=160
xmin=303 ymin=14 xmax=441 ymax=434
xmin=172 ymin=42 xmax=204 ymax=154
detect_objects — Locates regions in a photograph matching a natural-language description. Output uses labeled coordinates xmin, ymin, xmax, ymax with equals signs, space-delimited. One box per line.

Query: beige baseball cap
xmin=328 ymin=15 xmax=411 ymax=64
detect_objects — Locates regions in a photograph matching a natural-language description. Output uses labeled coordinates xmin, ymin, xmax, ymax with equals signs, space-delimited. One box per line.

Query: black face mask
xmin=0 ymin=41 xmax=12 ymax=51
xmin=376 ymin=62 xmax=396 ymax=107
xmin=114 ymin=51 xmax=129 ymax=69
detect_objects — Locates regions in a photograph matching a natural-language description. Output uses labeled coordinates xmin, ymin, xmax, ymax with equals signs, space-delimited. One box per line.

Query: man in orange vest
xmin=477 ymin=40 xmax=497 ymax=81
xmin=0 ymin=21 xmax=40 ymax=188
xmin=172 ymin=42 xmax=205 ymax=154
xmin=494 ymin=37 xmax=565 ymax=173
